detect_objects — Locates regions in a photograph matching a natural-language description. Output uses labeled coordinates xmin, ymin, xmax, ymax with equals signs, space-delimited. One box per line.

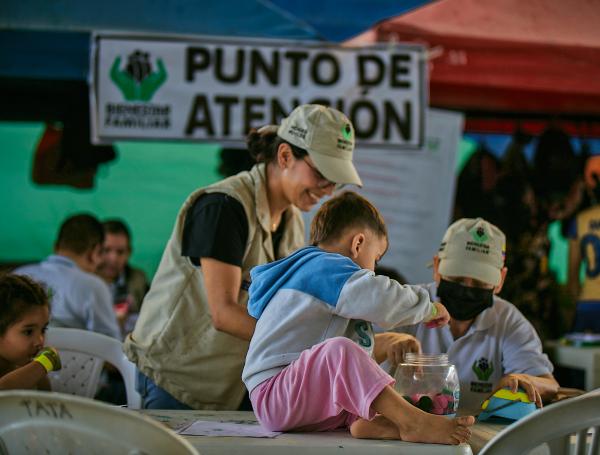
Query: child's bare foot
xmin=398 ymin=414 xmax=474 ymax=445
xmin=350 ymin=416 xmax=399 ymax=440
xmin=350 ymin=414 xmax=474 ymax=445
xmin=368 ymin=385 xmax=475 ymax=445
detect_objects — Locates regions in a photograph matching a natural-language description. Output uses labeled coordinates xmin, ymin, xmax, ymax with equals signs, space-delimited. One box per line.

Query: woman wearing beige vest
xmin=124 ymin=104 xmax=363 ymax=409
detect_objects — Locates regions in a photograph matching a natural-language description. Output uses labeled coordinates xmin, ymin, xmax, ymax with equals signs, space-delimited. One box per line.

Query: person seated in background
xmin=389 ymin=218 xmax=559 ymax=415
xmin=14 ymin=214 xmax=120 ymax=339
xmin=567 ymin=155 xmax=600 ymax=333
xmin=0 ymin=273 xmax=62 ymax=390
xmin=96 ymin=219 xmax=149 ymax=338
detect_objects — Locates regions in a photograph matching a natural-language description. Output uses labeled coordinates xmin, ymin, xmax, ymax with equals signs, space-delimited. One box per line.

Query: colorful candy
xmin=394 ymin=354 xmax=460 ymax=416
xmin=404 ymin=389 xmax=457 ymax=415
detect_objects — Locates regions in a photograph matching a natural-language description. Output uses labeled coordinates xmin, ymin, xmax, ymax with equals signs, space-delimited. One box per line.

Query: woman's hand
xmin=386 ymin=333 xmax=422 ymax=365
xmin=374 ymin=332 xmax=421 ymax=365
xmin=495 ymin=373 xmax=543 ymax=408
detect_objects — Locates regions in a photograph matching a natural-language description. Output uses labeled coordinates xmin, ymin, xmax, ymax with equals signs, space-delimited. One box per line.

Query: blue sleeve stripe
xmin=279 ymin=253 xmax=359 ymax=307
xmin=248 ymin=247 xmax=361 ymax=318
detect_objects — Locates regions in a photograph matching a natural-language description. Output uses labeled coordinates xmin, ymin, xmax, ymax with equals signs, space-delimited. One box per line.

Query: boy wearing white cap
xmin=393 ymin=218 xmax=559 ymax=415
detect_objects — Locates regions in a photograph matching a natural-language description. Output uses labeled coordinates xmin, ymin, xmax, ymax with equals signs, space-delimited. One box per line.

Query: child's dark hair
xmin=310 ymin=191 xmax=387 ymax=245
xmin=246 ymin=128 xmax=307 ymax=163
xmin=0 ymin=274 xmax=49 ymax=336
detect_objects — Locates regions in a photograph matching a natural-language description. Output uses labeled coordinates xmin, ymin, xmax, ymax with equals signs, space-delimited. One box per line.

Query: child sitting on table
xmin=0 ymin=273 xmax=62 ymax=390
xmin=242 ymin=192 xmax=474 ymax=444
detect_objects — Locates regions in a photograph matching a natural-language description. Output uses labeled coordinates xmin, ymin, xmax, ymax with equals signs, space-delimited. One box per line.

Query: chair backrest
xmin=45 ymin=327 xmax=142 ymax=409
xmin=479 ymin=390 xmax=600 ymax=455
xmin=0 ymin=390 xmax=198 ymax=454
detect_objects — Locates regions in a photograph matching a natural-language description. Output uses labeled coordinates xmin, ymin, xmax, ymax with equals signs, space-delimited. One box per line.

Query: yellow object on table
xmin=480 ymin=389 xmax=532 ymax=410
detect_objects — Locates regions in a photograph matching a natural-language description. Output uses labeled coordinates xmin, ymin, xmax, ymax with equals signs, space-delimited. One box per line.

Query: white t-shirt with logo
xmin=393 ymin=282 xmax=554 ymax=415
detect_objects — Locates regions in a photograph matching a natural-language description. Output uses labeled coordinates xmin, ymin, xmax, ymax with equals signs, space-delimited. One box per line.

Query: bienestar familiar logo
xmin=111 ymin=50 xmax=167 ymax=101
xmin=105 ymin=50 xmax=171 ymax=130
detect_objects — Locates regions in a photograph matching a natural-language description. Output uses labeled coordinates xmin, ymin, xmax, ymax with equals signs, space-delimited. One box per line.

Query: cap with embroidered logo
xmin=438 ymin=218 xmax=506 ymax=286
xmin=277 ymin=104 xmax=362 ymax=187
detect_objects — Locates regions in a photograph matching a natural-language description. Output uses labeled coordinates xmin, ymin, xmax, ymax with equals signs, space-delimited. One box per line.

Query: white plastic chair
xmin=45 ymin=327 xmax=142 ymax=409
xmin=0 ymin=390 xmax=198 ymax=454
xmin=479 ymin=390 xmax=600 ymax=455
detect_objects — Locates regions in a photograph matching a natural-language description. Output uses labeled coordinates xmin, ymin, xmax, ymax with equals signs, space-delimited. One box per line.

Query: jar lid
xmin=403 ymin=353 xmax=450 ymax=365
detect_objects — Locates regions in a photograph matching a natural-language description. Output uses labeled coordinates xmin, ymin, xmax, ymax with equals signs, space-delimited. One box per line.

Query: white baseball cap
xmin=438 ymin=218 xmax=506 ymax=286
xmin=277 ymin=104 xmax=362 ymax=187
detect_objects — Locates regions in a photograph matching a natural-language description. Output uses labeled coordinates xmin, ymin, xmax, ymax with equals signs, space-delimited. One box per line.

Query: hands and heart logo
xmin=110 ymin=50 xmax=167 ymax=102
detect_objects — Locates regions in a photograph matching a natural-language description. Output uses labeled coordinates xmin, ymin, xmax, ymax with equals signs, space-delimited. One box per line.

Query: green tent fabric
xmin=0 ymin=121 xmax=221 ymax=279
xmin=1 ymin=122 xmax=571 ymax=284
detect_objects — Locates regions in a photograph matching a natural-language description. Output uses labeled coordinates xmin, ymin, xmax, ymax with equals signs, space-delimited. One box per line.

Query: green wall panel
xmin=0 ymin=122 xmax=222 ymax=279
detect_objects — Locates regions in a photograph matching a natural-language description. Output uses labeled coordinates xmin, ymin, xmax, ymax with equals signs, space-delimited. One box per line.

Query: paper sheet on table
xmin=177 ymin=420 xmax=282 ymax=438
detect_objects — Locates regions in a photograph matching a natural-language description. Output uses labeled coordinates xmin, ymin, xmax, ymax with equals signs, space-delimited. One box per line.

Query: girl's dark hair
xmin=310 ymin=191 xmax=388 ymax=245
xmin=246 ymin=128 xmax=307 ymax=163
xmin=0 ymin=273 xmax=49 ymax=336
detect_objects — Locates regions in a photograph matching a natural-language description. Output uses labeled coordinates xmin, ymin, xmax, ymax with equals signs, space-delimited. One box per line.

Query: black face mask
xmin=437 ymin=279 xmax=494 ymax=321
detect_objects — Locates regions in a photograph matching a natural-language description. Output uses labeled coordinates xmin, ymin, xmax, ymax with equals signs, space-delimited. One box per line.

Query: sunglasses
xmin=302 ymin=157 xmax=345 ymax=191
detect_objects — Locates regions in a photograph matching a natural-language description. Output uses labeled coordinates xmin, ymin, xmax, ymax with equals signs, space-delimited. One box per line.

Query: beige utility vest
xmin=123 ymin=164 xmax=305 ymax=409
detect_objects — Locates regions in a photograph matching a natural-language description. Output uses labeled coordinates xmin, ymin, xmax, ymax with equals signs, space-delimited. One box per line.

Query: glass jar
xmin=393 ymin=353 xmax=460 ymax=416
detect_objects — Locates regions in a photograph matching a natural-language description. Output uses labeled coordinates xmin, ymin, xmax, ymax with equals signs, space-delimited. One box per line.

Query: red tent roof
xmin=349 ymin=0 xmax=600 ymax=118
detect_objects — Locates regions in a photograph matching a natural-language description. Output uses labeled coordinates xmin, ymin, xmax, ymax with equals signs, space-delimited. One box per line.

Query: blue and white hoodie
xmin=242 ymin=246 xmax=434 ymax=393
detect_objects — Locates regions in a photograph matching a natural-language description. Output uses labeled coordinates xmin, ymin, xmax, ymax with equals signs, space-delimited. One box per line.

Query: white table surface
xmin=140 ymin=410 xmax=476 ymax=455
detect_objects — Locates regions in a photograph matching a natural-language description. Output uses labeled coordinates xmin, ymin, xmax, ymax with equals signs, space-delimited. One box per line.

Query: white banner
xmin=90 ymin=33 xmax=426 ymax=147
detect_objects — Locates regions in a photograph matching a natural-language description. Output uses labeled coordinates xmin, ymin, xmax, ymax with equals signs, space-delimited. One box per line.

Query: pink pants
xmin=250 ymin=337 xmax=394 ymax=432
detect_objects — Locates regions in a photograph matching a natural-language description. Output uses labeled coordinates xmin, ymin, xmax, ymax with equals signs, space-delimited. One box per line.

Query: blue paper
xmin=478 ymin=388 xmax=537 ymax=422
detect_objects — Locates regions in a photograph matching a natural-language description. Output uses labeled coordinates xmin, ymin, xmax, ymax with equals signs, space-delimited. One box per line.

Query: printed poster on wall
xmin=90 ymin=32 xmax=426 ymax=148
xmin=356 ymin=109 xmax=463 ymax=284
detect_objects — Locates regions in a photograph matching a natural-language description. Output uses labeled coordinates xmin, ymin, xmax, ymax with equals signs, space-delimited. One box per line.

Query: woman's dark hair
xmin=246 ymin=128 xmax=307 ymax=163
xmin=0 ymin=274 xmax=49 ymax=336
xmin=218 ymin=148 xmax=255 ymax=177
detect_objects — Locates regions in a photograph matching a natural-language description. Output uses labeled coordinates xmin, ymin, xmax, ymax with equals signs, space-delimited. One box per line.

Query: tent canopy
xmin=349 ymin=0 xmax=600 ymax=119
xmin=0 ymin=0 xmax=432 ymax=127
xmin=1 ymin=0 xmax=430 ymax=80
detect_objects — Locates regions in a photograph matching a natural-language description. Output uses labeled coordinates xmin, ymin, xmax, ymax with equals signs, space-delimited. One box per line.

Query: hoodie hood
xmin=248 ymin=246 xmax=360 ymax=319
